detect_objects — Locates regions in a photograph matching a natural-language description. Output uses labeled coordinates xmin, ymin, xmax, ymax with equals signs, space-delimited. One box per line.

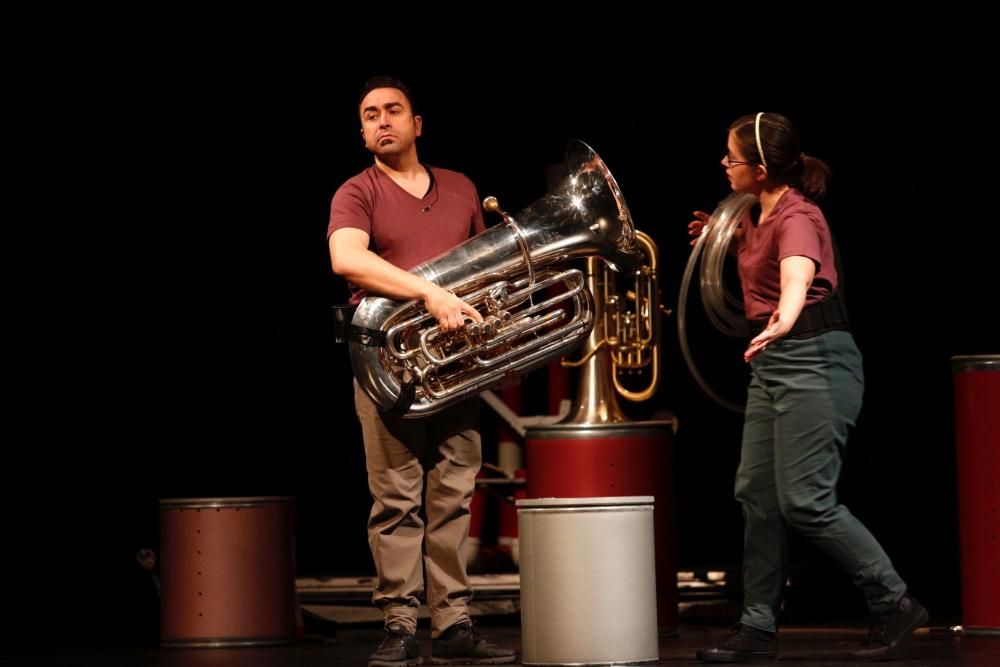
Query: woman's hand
xmin=744 ymin=310 xmax=789 ymax=362
xmin=688 ymin=210 xmax=711 ymax=246
xmin=745 ymin=256 xmax=815 ymax=362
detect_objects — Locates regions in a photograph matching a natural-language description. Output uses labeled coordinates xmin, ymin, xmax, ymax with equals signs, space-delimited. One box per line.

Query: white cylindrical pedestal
xmin=517 ymin=496 xmax=658 ymax=666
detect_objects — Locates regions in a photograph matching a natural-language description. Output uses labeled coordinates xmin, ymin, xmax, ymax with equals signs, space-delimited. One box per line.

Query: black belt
xmin=748 ymin=290 xmax=850 ymax=340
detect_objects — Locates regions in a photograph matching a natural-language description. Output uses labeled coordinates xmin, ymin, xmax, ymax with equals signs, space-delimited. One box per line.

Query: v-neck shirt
xmin=329 ymin=164 xmax=486 ymax=303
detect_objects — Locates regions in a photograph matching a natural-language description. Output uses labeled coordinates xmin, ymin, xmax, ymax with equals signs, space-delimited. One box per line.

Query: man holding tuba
xmin=327 ymin=76 xmax=515 ymax=666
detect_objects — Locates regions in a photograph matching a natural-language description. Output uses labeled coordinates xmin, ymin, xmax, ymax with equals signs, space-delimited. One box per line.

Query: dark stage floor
xmin=4 ymin=623 xmax=998 ymax=666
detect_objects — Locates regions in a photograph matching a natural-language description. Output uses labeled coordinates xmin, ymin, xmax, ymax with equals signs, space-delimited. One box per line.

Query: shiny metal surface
xmin=525 ymin=420 xmax=678 ymax=440
xmin=518 ymin=497 xmax=659 ymax=665
xmin=517 ymin=495 xmax=654 ymax=509
xmin=351 ymin=140 xmax=638 ymax=418
xmin=560 ymin=256 xmax=629 ymax=424
xmin=950 ymin=354 xmax=1000 ymax=372
xmin=159 ymin=496 xmax=294 ymax=510
xmin=693 ymin=192 xmax=757 ymax=337
xmin=677 ymin=192 xmax=757 ymax=413
xmin=609 ymin=230 xmax=663 ymax=402
xmin=559 ymin=228 xmax=664 ymax=424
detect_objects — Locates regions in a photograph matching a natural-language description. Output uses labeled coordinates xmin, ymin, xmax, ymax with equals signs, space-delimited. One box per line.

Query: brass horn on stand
xmin=524 ymin=217 xmax=679 ymax=634
xmin=560 ymin=230 xmax=667 ymax=423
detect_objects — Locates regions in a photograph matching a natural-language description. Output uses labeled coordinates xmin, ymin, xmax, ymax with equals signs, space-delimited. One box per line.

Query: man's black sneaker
xmin=853 ymin=594 xmax=928 ymax=660
xmin=430 ymin=621 xmax=516 ymax=665
xmin=696 ymin=623 xmax=778 ymax=662
xmin=370 ymin=623 xmax=422 ymax=667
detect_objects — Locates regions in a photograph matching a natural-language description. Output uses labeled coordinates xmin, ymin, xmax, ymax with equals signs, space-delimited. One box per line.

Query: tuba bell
xmin=350 ymin=140 xmax=639 ymax=418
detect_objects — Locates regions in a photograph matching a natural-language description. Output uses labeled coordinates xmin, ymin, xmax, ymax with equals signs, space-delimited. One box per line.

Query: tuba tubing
xmin=350 ymin=140 xmax=639 ymax=418
xmin=676 ymin=191 xmax=757 ymax=413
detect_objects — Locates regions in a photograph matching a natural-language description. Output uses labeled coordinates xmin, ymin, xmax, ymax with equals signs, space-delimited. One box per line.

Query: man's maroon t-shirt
xmin=328 ymin=165 xmax=486 ymax=303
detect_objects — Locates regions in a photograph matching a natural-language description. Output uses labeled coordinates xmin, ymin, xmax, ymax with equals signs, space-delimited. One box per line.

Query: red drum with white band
xmin=525 ymin=421 xmax=677 ymax=632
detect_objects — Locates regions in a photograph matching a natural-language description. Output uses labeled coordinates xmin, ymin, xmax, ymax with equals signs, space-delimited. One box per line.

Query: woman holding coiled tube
xmin=689 ymin=113 xmax=926 ymax=663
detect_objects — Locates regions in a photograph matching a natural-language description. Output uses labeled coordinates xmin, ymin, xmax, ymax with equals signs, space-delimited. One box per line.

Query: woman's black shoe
xmin=853 ymin=594 xmax=928 ymax=660
xmin=696 ymin=624 xmax=777 ymax=663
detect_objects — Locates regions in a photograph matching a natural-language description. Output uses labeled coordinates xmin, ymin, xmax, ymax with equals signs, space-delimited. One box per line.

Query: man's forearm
xmin=334 ymin=249 xmax=435 ymax=301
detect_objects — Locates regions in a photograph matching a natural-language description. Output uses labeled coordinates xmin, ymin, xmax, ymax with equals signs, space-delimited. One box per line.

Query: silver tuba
xmin=350 ymin=140 xmax=639 ymax=418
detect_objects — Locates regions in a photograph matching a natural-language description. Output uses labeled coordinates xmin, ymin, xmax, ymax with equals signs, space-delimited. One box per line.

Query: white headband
xmin=754 ymin=112 xmax=767 ymax=169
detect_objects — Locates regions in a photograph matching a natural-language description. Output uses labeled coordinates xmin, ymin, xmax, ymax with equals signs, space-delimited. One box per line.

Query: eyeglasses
xmin=723 ymin=154 xmax=753 ymax=168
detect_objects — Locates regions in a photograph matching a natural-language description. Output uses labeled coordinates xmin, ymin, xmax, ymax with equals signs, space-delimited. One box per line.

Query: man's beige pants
xmin=354 ymin=381 xmax=481 ymax=637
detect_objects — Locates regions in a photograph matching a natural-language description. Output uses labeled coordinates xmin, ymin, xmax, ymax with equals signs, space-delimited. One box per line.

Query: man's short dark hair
xmin=358 ymin=76 xmax=417 ymax=114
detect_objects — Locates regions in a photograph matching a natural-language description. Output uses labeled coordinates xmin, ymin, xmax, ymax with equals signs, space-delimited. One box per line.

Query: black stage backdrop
xmin=6 ymin=16 xmax=997 ymax=647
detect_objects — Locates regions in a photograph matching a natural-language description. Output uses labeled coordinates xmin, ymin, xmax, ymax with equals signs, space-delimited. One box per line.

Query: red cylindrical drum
xmin=160 ymin=497 xmax=297 ymax=647
xmin=525 ymin=422 xmax=677 ymax=632
xmin=951 ymin=355 xmax=1000 ymax=632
